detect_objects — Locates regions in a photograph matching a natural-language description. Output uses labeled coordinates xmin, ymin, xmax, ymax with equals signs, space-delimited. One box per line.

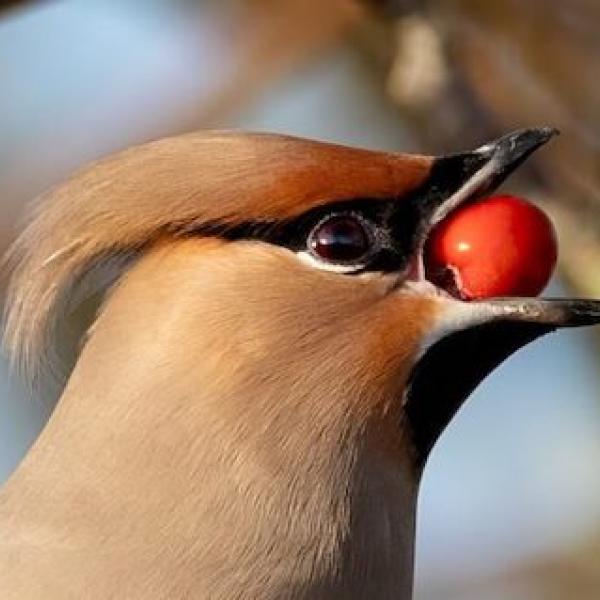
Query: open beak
xmin=403 ymin=127 xmax=600 ymax=463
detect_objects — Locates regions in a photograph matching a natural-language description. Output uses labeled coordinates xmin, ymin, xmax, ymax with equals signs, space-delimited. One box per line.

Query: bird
xmin=0 ymin=127 xmax=599 ymax=599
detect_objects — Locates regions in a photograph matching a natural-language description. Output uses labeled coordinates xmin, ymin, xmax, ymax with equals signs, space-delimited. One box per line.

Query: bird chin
xmin=403 ymin=295 xmax=600 ymax=464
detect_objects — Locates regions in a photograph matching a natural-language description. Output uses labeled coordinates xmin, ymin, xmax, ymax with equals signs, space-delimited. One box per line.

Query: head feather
xmin=3 ymin=130 xmax=432 ymax=387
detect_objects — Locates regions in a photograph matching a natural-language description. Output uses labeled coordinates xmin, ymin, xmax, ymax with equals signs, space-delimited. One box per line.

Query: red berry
xmin=424 ymin=195 xmax=558 ymax=300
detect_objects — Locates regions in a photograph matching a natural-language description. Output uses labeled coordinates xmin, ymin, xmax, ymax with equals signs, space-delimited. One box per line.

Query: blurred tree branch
xmin=0 ymin=0 xmax=41 ymax=15
xmin=186 ymin=0 xmax=363 ymax=129
xmin=423 ymin=534 xmax=600 ymax=599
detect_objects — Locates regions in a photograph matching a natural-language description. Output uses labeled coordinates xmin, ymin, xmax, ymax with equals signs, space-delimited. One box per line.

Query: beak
xmin=402 ymin=127 xmax=600 ymax=464
xmin=406 ymin=126 xmax=559 ymax=250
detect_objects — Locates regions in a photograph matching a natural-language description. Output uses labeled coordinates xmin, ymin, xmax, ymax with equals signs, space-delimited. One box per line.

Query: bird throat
xmin=0 ymin=241 xmax=423 ymax=599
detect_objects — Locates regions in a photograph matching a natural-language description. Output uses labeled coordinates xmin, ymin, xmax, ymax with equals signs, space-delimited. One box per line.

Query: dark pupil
xmin=310 ymin=217 xmax=369 ymax=263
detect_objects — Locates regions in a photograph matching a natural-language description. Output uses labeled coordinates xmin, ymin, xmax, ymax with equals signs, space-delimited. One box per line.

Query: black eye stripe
xmin=185 ymin=197 xmax=421 ymax=274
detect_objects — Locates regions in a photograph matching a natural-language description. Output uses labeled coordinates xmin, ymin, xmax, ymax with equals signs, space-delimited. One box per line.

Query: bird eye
xmin=308 ymin=215 xmax=373 ymax=265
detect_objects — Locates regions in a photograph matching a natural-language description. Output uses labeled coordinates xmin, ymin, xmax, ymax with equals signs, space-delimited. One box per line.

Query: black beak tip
xmin=549 ymin=299 xmax=600 ymax=327
xmin=478 ymin=126 xmax=559 ymax=155
xmin=477 ymin=126 xmax=559 ymax=173
xmin=480 ymin=297 xmax=600 ymax=328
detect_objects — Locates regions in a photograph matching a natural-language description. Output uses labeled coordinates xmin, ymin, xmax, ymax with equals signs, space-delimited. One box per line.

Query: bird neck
xmin=0 ymin=242 xmax=421 ymax=598
xmin=1 ymin=372 xmax=419 ymax=598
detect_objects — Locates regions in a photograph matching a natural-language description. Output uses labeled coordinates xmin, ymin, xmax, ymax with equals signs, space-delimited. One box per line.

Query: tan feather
xmin=0 ymin=237 xmax=440 ymax=598
xmin=3 ymin=130 xmax=432 ymax=386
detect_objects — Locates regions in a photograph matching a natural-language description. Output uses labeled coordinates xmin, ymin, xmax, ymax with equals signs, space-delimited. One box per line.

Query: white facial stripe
xmin=296 ymin=250 xmax=366 ymax=274
xmin=415 ymin=294 xmax=516 ymax=362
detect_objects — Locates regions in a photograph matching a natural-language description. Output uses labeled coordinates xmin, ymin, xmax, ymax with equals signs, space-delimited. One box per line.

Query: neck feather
xmin=1 ymin=240 xmax=422 ymax=599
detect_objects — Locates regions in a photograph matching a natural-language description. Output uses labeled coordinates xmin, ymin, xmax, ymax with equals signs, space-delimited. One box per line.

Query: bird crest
xmin=2 ymin=130 xmax=431 ymax=388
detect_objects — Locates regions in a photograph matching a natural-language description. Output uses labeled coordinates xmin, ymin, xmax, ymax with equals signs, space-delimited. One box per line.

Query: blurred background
xmin=1 ymin=1 xmax=600 ymax=598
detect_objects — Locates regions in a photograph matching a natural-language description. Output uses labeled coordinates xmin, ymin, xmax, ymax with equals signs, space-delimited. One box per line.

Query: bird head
xmin=3 ymin=128 xmax=599 ymax=597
